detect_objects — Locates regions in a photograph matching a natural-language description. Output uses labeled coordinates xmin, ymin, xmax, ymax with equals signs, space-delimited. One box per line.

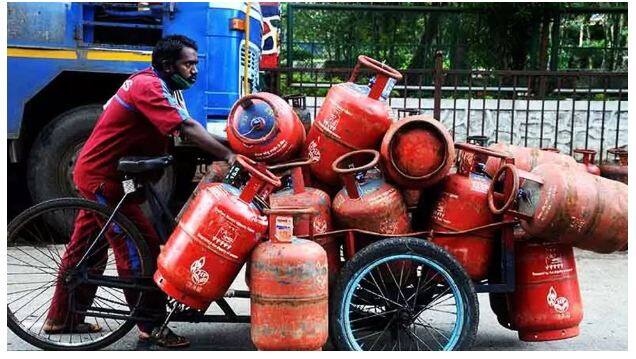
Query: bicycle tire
xmin=7 ymin=198 xmax=153 ymax=350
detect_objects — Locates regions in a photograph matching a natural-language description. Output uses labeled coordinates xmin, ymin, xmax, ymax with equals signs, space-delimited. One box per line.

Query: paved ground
xmin=7 ymin=249 xmax=627 ymax=351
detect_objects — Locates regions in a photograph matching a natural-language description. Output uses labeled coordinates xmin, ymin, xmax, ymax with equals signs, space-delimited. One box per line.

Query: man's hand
xmin=181 ymin=118 xmax=235 ymax=161
xmin=225 ymin=153 xmax=237 ymax=165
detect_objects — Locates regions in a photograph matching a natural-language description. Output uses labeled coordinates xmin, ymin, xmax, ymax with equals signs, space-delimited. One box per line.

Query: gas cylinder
xmin=176 ymin=161 xmax=230 ymax=221
xmin=573 ymin=148 xmax=601 ymax=176
xmin=268 ymin=159 xmax=339 ymax=287
xmin=484 ymin=143 xmax=580 ymax=176
xmin=154 ymin=155 xmax=282 ymax=310
xmin=488 ymin=163 xmax=628 ymax=253
xmin=508 ymin=241 xmax=583 ymax=341
xmin=380 ymin=115 xmax=455 ymax=189
xmin=227 ymin=92 xmax=306 ymax=163
xmin=427 ymin=143 xmax=512 ymax=280
xmin=284 ymin=94 xmax=313 ymax=134
xmin=250 ymin=207 xmax=328 ymax=351
xmin=332 ymin=150 xmax=411 ymax=253
xmin=600 ymin=147 xmax=628 ymax=184
xmin=303 ymin=55 xmax=402 ymax=185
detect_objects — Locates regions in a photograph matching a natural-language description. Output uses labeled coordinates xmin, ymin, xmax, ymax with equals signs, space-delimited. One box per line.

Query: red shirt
xmin=74 ymin=67 xmax=190 ymax=196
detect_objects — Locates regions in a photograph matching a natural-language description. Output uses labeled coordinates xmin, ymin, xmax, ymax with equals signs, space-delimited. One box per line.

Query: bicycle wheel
xmin=330 ymin=237 xmax=479 ymax=351
xmin=7 ymin=198 xmax=154 ymax=350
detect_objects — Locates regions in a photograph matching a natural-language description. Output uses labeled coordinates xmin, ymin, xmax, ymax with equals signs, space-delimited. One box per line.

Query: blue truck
xmin=7 ymin=2 xmax=263 ymax=206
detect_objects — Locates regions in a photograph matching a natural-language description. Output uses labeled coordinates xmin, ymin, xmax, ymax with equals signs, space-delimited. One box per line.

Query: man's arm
xmin=181 ymin=118 xmax=236 ymax=163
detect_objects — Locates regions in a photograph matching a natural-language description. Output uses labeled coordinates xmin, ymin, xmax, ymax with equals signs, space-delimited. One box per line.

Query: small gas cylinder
xmin=154 ymin=156 xmax=281 ymax=310
xmin=332 ymin=150 xmax=411 ymax=253
xmin=600 ymin=147 xmax=628 ymax=184
xmin=268 ymin=159 xmax=339 ymax=287
xmin=573 ymin=148 xmax=601 ymax=176
xmin=488 ymin=163 xmax=628 ymax=253
xmin=303 ymin=55 xmax=402 ymax=185
xmin=484 ymin=143 xmax=580 ymax=176
xmin=227 ymin=92 xmax=305 ymax=163
xmin=427 ymin=143 xmax=512 ymax=280
xmin=508 ymin=241 xmax=583 ymax=341
xmin=380 ymin=115 xmax=455 ymax=189
xmin=250 ymin=207 xmax=328 ymax=351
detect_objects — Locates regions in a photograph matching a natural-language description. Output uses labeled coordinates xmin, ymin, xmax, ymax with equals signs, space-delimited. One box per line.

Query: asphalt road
xmin=7 ymin=249 xmax=628 ymax=351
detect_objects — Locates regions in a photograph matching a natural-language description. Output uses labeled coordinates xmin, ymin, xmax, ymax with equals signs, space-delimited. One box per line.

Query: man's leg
xmin=46 ymin=194 xmax=107 ymax=331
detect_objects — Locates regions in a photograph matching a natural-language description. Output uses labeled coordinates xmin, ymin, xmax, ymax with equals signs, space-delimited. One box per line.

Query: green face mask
xmin=170 ymin=73 xmax=196 ymax=90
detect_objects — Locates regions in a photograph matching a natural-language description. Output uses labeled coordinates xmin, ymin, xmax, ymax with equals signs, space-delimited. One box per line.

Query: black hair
xmin=151 ymin=35 xmax=198 ymax=71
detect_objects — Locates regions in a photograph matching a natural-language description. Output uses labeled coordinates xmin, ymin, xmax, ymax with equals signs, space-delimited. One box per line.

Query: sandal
xmin=139 ymin=327 xmax=190 ymax=348
xmin=43 ymin=321 xmax=102 ymax=334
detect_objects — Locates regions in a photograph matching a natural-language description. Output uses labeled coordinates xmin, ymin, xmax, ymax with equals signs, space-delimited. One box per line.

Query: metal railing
xmin=264 ymin=53 xmax=628 ymax=162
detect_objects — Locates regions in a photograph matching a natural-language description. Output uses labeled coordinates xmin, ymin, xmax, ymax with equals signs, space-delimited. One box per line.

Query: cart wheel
xmin=330 ymin=237 xmax=478 ymax=351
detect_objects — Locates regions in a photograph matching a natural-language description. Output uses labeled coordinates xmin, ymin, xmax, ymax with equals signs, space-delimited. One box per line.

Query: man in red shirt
xmin=43 ymin=35 xmax=233 ymax=347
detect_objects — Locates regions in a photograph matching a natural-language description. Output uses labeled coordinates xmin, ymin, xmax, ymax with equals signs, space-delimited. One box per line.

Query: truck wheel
xmin=27 ymin=105 xmax=175 ymax=205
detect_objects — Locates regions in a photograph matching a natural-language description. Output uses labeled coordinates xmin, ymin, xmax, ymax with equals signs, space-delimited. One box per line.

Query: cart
xmin=7 ymin=156 xmax=518 ymax=351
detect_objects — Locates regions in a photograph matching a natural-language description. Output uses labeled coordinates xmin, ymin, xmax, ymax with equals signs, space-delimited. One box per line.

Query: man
xmin=43 ymin=35 xmax=234 ymax=347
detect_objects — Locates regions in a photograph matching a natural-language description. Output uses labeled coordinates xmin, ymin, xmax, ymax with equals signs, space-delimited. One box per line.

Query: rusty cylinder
xmin=380 ymin=115 xmax=455 ymax=189
xmin=332 ymin=150 xmax=411 ymax=237
xmin=268 ymin=159 xmax=340 ymax=288
xmin=488 ymin=163 xmax=628 ymax=253
xmin=600 ymin=147 xmax=628 ymax=184
xmin=250 ymin=208 xmax=328 ymax=351
xmin=485 ymin=143 xmax=581 ymax=176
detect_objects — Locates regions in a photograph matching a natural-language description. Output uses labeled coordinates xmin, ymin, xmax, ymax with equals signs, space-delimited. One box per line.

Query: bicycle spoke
xmin=10 ymin=283 xmax=55 ymax=312
xmin=8 ymin=249 xmax=58 ymax=273
xmin=384 ymin=262 xmax=409 ymax=306
xmin=357 ymin=286 xmax=407 ymax=310
xmin=20 ymin=226 xmax=62 ymax=266
xmin=8 ymin=281 xmax=56 ymax=296
xmin=366 ymin=316 xmax=396 ymax=350
xmin=24 ymin=299 xmax=53 ymax=331
xmin=350 ymin=308 xmax=399 ymax=323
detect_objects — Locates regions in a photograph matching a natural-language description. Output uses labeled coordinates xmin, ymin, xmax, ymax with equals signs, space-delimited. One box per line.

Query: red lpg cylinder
xmin=154 ymin=156 xmax=282 ymax=310
xmin=484 ymin=143 xmax=580 ymax=176
xmin=332 ymin=150 xmax=411 ymax=253
xmin=509 ymin=241 xmax=583 ymax=341
xmin=380 ymin=115 xmax=455 ymax=189
xmin=600 ymin=147 xmax=628 ymax=184
xmin=227 ymin=92 xmax=305 ymax=163
xmin=250 ymin=208 xmax=328 ymax=351
xmin=268 ymin=159 xmax=340 ymax=287
xmin=573 ymin=149 xmax=601 ymax=176
xmin=488 ymin=163 xmax=628 ymax=253
xmin=176 ymin=161 xmax=230 ymax=221
xmin=427 ymin=143 xmax=512 ymax=280
xmin=303 ymin=55 xmax=402 ymax=185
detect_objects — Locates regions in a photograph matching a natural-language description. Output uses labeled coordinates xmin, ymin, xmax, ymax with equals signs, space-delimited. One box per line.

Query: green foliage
xmin=282 ymin=2 xmax=627 ymax=71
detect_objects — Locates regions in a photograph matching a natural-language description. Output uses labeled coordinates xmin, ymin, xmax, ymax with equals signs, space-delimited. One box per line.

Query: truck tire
xmin=27 ymin=104 xmax=176 ymax=205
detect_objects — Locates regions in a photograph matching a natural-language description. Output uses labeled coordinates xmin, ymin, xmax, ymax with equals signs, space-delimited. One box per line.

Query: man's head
xmin=152 ymin=35 xmax=199 ymax=90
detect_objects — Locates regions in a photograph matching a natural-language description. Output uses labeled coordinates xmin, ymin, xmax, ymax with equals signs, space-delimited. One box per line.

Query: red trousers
xmin=47 ymin=182 xmax=165 ymax=332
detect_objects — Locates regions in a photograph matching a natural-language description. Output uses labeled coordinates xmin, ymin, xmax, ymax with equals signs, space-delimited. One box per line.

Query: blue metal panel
xmin=7 ymin=2 xmax=76 ymax=47
xmin=162 ymin=2 xmax=209 ymax=128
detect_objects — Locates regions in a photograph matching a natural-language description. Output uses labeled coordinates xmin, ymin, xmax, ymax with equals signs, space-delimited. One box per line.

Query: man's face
xmin=172 ymin=47 xmax=198 ymax=82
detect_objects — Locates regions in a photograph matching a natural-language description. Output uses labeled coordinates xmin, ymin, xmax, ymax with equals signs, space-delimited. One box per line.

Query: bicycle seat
xmin=117 ymin=155 xmax=173 ymax=174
